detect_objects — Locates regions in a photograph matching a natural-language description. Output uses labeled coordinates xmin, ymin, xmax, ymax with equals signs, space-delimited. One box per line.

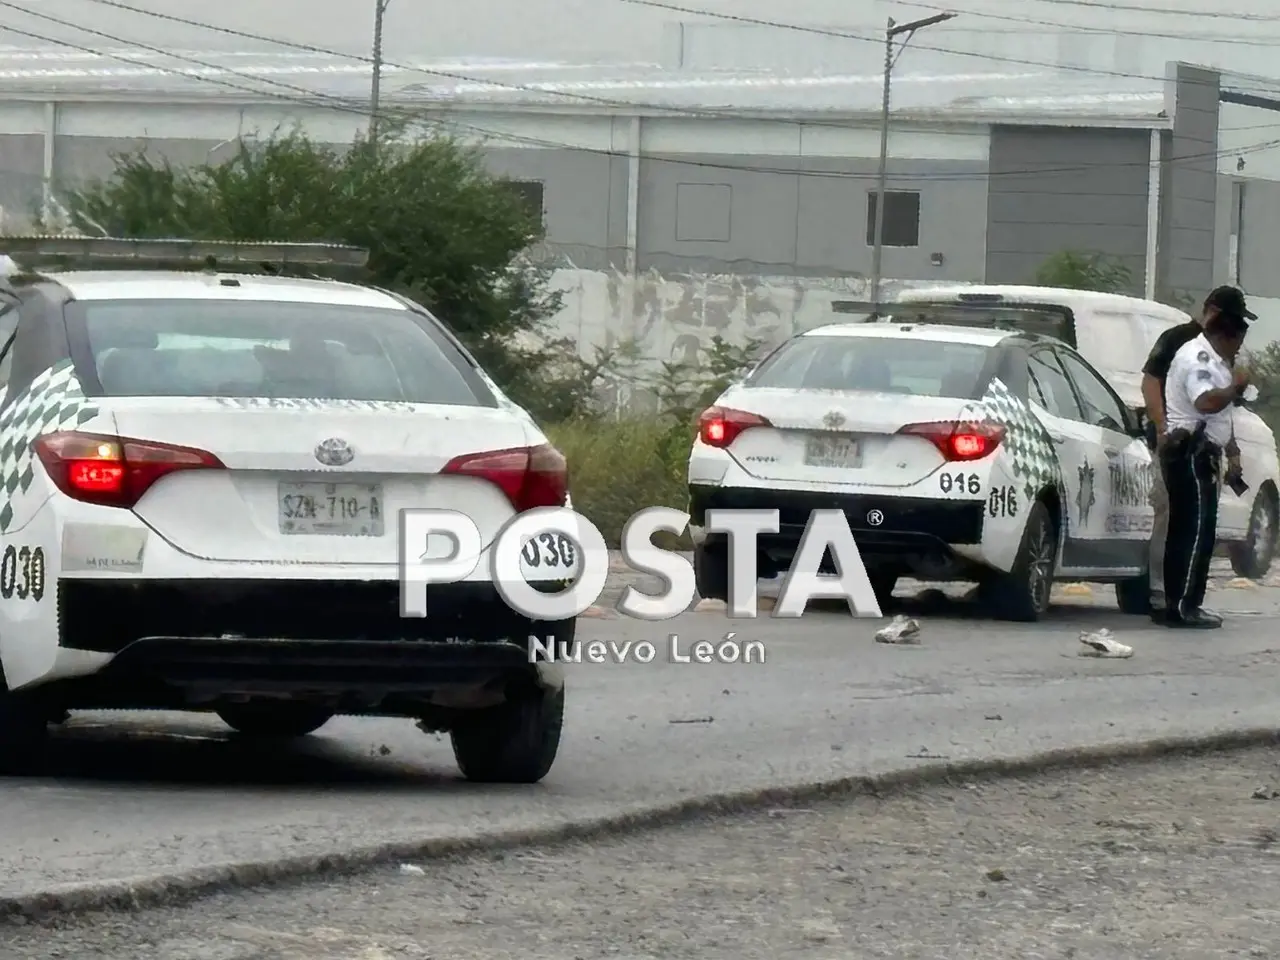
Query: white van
xmin=893 ymin=285 xmax=1280 ymax=579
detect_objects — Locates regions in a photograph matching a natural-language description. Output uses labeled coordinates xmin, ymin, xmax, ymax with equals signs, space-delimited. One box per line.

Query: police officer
xmin=1157 ymin=309 xmax=1251 ymax=628
xmin=1140 ymin=286 xmax=1255 ymax=620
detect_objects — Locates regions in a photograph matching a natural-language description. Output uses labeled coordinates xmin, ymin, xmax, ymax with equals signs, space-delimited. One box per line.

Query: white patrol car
xmin=894 ymin=285 xmax=1280 ymax=579
xmin=0 ymin=236 xmax=573 ymax=781
xmin=687 ymin=321 xmax=1153 ymax=621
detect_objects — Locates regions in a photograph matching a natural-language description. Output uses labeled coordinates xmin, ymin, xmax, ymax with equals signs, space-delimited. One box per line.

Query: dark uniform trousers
xmin=1159 ymin=426 xmax=1220 ymax=618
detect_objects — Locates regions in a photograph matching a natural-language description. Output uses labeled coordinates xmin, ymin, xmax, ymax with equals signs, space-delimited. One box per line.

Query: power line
xmin=1026 ymin=0 xmax=1280 ymax=22
xmin=898 ymin=0 xmax=1280 ymax=46
xmin=66 ymin=0 xmax=914 ymax=129
xmin=3 ymin=2 xmax=1278 ymax=185
xmin=613 ymin=0 xmax=1256 ymax=93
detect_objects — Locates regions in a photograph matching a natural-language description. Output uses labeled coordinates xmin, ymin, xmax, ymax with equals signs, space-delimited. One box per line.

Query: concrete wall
xmin=985 ymin=125 xmax=1151 ymax=294
xmin=544 ymin=265 xmax=951 ymax=368
xmin=1155 ymin=63 xmax=1220 ymax=300
xmin=632 ymin=121 xmax=989 ymax=279
xmin=5 ymin=101 xmax=996 ymax=285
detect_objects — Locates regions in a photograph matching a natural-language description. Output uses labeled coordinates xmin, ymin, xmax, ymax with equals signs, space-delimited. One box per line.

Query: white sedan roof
xmin=800 ymin=321 xmax=1014 ymax=347
xmin=43 ymin=271 xmax=407 ymax=308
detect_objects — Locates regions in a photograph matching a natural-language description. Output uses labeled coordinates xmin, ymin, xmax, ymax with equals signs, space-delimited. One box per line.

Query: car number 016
xmin=521 ymin=532 xmax=576 ymax=569
xmin=938 ymin=471 xmax=981 ymax=495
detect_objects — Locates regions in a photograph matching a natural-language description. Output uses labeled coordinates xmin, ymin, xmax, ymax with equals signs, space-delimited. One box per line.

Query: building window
xmin=503 ymin=180 xmax=545 ymax=223
xmin=865 ymin=191 xmax=921 ymax=248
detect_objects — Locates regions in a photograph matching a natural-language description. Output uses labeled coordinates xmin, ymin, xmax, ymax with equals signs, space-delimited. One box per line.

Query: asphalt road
xmin=2 ymin=563 xmax=1279 ymax=903
xmin=6 ymin=746 xmax=1280 ymax=959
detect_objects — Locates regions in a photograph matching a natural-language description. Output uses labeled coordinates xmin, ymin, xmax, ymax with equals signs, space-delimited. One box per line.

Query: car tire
xmin=694 ymin=541 xmax=730 ymax=601
xmin=216 ymin=702 xmax=334 ymax=738
xmin=983 ymin=500 xmax=1057 ymax=622
xmin=1114 ymin=574 xmax=1150 ymax=615
xmin=450 ymin=683 xmax=565 ymax=784
xmin=1228 ymin=484 xmax=1279 ymax=580
xmin=0 ymin=667 xmax=47 ymax=775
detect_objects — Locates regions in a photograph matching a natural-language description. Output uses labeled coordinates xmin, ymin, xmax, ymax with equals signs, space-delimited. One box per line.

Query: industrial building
xmin=0 ymin=47 xmax=1275 ymax=317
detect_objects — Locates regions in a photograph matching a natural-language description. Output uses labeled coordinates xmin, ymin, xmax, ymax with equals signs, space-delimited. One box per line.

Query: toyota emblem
xmin=314 ymin=437 xmax=354 ymax=466
xmin=866 ymin=509 xmax=885 ymax=526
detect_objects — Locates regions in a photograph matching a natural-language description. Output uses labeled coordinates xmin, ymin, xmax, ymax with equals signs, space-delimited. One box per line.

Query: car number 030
xmin=0 ymin=544 xmax=45 ymax=601
xmin=938 ymin=471 xmax=982 ymax=495
xmin=521 ymin=532 xmax=576 ymax=570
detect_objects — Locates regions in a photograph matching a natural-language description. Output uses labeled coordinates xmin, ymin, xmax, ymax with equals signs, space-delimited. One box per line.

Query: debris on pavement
xmin=985 ymin=868 xmax=1009 ymax=882
xmin=906 ymin=746 xmax=950 ymax=760
xmin=669 ymin=716 xmax=714 ymax=725
xmin=875 ymin=614 xmax=921 ymax=644
xmin=1251 ymin=787 xmax=1279 ymax=800
xmin=1061 ymin=582 xmax=1093 ymax=597
xmin=1078 ymin=628 xmax=1133 ymax=659
xmin=1225 ymin=577 xmax=1259 ymax=590
xmin=399 ymin=864 xmax=425 ymax=876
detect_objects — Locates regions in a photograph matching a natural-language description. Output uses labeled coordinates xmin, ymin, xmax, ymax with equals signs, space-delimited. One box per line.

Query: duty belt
xmin=1165 ymin=423 xmax=1222 ymax=458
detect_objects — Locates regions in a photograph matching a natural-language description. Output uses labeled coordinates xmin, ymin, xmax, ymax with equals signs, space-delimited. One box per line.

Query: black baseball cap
xmin=1205 ymin=285 xmax=1257 ymax=321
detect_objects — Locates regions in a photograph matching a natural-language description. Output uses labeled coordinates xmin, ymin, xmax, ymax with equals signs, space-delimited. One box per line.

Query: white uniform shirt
xmin=1165 ymin=332 xmax=1234 ymax=447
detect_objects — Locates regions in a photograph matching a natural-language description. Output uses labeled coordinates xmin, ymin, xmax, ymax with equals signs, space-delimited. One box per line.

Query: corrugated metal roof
xmin=0 ymin=46 xmax=1166 ymax=119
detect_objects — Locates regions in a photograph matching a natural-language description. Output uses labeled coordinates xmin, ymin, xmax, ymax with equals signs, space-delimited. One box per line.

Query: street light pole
xmin=369 ymin=0 xmax=391 ymax=141
xmin=869 ymin=11 xmax=956 ymax=310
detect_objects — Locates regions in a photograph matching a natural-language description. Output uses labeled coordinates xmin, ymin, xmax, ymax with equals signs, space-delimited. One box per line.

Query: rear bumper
xmin=55 ymin=578 xmax=564 ymax=697
xmin=95 ymin=636 xmax=541 ymax=695
xmin=59 ymin=578 xmax=556 ymax=653
xmin=688 ymin=485 xmax=985 ymax=570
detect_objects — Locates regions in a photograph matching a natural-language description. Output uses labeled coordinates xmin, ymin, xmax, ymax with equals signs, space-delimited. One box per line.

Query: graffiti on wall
xmin=546 ymin=265 xmax=951 ymax=368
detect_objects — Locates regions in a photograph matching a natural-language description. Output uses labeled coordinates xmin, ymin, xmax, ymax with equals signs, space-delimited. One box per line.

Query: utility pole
xmin=369 ymin=0 xmax=391 ymax=141
xmin=869 ymin=11 xmax=956 ymax=309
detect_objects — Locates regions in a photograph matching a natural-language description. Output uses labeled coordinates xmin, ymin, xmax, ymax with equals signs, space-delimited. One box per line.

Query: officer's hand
xmin=1233 ymin=367 xmax=1251 ymax=388
xmin=1154 ymin=430 xmax=1168 ymax=452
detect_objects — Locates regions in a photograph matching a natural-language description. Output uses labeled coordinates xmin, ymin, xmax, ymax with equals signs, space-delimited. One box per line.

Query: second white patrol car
xmin=687 ymin=321 xmax=1154 ymax=621
xmin=0 ymin=237 xmax=572 ymax=781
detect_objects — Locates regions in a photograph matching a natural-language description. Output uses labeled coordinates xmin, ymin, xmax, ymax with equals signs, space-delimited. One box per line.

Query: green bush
xmin=547 ymin=417 xmax=692 ymax=547
xmin=543 ymin=335 xmax=763 ymax=547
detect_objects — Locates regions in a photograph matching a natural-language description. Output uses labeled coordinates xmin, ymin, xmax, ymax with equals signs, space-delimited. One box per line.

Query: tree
xmin=1034 ymin=250 xmax=1133 ymax=294
xmin=65 ymin=129 xmax=587 ymax=421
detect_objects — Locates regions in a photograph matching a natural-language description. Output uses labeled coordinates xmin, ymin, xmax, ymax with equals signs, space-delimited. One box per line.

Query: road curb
xmin=3 ymin=727 xmax=1277 ymax=925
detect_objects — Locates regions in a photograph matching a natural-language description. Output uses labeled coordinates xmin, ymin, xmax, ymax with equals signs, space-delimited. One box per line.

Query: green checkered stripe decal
xmin=965 ymin=377 xmax=1063 ymax=505
xmin=0 ymin=359 xmax=99 ymax=532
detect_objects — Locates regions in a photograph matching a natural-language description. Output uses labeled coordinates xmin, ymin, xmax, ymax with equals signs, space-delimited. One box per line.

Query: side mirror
xmin=1129 ymin=407 xmax=1149 ymax=439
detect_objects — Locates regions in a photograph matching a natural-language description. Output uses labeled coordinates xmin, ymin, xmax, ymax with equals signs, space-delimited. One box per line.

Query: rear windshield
xmin=73 ymin=300 xmax=487 ymax=405
xmin=746 ymin=335 xmax=992 ymax=399
xmin=891 ymin=303 xmax=1073 ymax=346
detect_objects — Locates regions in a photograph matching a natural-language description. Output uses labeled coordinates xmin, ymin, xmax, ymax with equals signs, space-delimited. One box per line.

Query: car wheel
xmin=1114 ymin=573 xmax=1150 ymax=615
xmin=216 ymin=702 xmax=334 ymax=738
xmin=450 ymin=683 xmax=565 ymax=784
xmin=694 ymin=541 xmax=729 ymax=601
xmin=0 ymin=666 xmax=47 ymax=774
xmin=1228 ymin=484 xmax=1279 ymax=580
xmin=984 ymin=500 xmax=1057 ymax=622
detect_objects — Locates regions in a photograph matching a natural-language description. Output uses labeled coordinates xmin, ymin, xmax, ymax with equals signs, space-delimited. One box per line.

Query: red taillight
xmin=697 ymin=406 xmax=772 ymax=449
xmin=898 ymin=420 xmax=1005 ymax=462
xmin=441 ymin=443 xmax=568 ymax=512
xmin=33 ymin=431 xmax=226 ymax=508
